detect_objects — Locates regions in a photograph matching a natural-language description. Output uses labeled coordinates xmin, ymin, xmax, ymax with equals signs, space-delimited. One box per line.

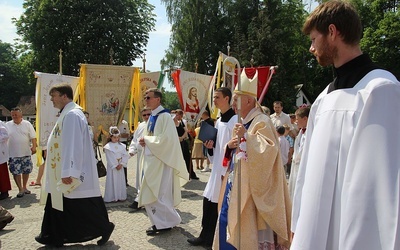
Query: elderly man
xmin=291 ymin=1 xmax=400 ymax=249
xmin=35 ymin=84 xmax=114 ymax=247
xmin=138 ymin=88 xmax=188 ymax=235
xmin=215 ymin=70 xmax=291 ymax=249
xmin=6 ymin=107 xmax=37 ymax=198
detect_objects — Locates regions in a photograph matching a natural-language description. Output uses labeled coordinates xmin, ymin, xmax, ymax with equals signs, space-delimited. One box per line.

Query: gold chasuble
xmin=40 ymin=103 xmax=82 ymax=211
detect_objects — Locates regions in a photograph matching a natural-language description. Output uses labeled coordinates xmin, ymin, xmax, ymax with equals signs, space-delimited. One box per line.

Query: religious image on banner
xmin=34 ymin=72 xmax=79 ymax=149
xmin=175 ymin=70 xmax=212 ymax=130
xmin=100 ymin=92 xmax=120 ymax=115
xmin=81 ymin=64 xmax=135 ymax=145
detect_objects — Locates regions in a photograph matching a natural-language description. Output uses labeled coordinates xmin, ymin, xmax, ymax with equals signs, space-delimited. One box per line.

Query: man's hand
xmin=227 ymin=137 xmax=239 ymax=149
xmin=234 ymin=123 xmax=246 ymax=138
xmin=31 ymin=146 xmax=37 ymax=155
xmin=139 ymin=137 xmax=145 ymax=147
xmin=203 ymin=140 xmax=214 ymax=149
xmin=62 ymin=177 xmax=72 ymax=184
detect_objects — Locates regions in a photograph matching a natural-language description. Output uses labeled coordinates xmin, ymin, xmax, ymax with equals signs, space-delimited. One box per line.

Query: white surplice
xmin=203 ymin=114 xmax=237 ymax=202
xmin=128 ymin=121 xmax=146 ymax=190
xmin=288 ymin=129 xmax=306 ymax=204
xmin=43 ymin=102 xmax=101 ymax=210
xmin=103 ymin=141 xmax=128 ymax=202
xmin=291 ymin=70 xmax=400 ymax=250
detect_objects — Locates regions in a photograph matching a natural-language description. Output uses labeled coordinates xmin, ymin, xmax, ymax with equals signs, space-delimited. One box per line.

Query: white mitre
xmin=234 ymin=68 xmax=258 ymax=97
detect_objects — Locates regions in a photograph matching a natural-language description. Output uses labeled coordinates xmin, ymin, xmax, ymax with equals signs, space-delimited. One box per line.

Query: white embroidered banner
xmin=34 ymin=72 xmax=79 ymax=148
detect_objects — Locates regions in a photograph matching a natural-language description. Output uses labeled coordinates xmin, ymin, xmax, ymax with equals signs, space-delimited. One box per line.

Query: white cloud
xmin=0 ymin=3 xmax=23 ymax=44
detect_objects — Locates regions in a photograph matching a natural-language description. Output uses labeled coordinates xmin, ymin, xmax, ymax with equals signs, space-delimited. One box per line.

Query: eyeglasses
xmin=142 ymin=114 xmax=151 ymax=117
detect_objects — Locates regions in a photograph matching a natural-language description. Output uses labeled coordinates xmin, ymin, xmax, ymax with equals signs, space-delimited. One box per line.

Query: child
xmin=288 ymin=106 xmax=310 ymax=201
xmin=276 ymin=125 xmax=290 ymax=167
xmin=283 ymin=124 xmax=294 ymax=178
xmin=103 ymin=127 xmax=128 ymax=202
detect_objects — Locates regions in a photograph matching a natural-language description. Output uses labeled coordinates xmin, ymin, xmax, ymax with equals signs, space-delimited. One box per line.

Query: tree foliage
xmin=355 ymin=0 xmax=400 ymax=78
xmin=161 ymin=0 xmax=399 ymax=112
xmin=162 ymin=90 xmax=180 ymax=110
xmin=161 ymin=0 xmax=233 ymax=74
xmin=0 ymin=41 xmax=34 ymax=108
xmin=14 ymin=0 xmax=156 ymax=77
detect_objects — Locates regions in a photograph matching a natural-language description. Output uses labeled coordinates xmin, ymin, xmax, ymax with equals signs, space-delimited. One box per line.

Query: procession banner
xmin=131 ymin=71 xmax=161 ymax=130
xmin=173 ymin=70 xmax=212 ymax=130
xmin=77 ymin=64 xmax=138 ymax=145
xmin=34 ymin=72 xmax=79 ymax=165
xmin=208 ymin=52 xmax=229 ymax=119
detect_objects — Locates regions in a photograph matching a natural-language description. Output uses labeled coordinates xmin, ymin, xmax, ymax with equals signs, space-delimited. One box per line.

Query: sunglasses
xmin=144 ymin=96 xmax=158 ymax=100
xmin=142 ymin=114 xmax=151 ymax=117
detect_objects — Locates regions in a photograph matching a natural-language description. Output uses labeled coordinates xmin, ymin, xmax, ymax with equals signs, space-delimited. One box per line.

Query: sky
xmin=0 ymin=0 xmax=174 ymax=89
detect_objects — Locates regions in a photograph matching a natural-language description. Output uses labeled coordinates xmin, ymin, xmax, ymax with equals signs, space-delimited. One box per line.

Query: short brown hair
xmin=49 ymin=84 xmax=74 ymax=99
xmin=295 ymin=107 xmax=310 ymax=118
xmin=146 ymin=88 xmax=162 ymax=101
xmin=302 ymin=0 xmax=362 ymax=45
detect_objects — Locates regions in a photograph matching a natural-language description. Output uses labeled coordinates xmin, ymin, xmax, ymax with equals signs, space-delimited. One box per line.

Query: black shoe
xmin=187 ymin=237 xmax=205 ymax=246
xmin=146 ymin=225 xmax=171 ymax=235
xmin=97 ymin=222 xmax=115 ymax=246
xmin=128 ymin=201 xmax=143 ymax=212
xmin=129 ymin=201 xmax=139 ymax=209
xmin=190 ymin=176 xmax=199 ymax=180
xmin=0 ymin=192 xmax=9 ymax=200
xmin=35 ymin=235 xmax=63 ymax=247
xmin=0 ymin=215 xmax=13 ymax=230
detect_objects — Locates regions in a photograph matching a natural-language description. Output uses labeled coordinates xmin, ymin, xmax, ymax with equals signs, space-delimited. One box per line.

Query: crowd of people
xmin=0 ymin=1 xmax=399 ymax=249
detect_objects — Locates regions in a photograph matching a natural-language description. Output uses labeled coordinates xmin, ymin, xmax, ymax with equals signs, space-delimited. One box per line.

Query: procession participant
xmin=6 ymin=107 xmax=37 ymax=198
xmin=0 ymin=120 xmax=11 ymax=200
xmin=35 ymin=84 xmax=114 ymax=247
xmin=174 ymin=109 xmax=199 ymax=180
xmin=199 ymin=110 xmax=214 ymax=172
xmin=270 ymin=101 xmax=291 ymax=128
xmin=118 ymin=119 xmax=130 ymax=186
xmin=137 ymin=88 xmax=188 ymax=235
xmin=291 ymin=1 xmax=400 ymax=249
xmin=214 ymin=70 xmax=291 ymax=249
xmin=288 ymin=106 xmax=309 ymax=201
xmin=128 ymin=108 xmax=151 ymax=210
xmin=187 ymin=87 xmax=236 ymax=247
xmin=103 ymin=127 xmax=128 ymax=203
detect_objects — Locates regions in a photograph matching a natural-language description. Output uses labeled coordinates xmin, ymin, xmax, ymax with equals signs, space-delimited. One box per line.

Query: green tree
xmin=0 ymin=41 xmax=33 ymax=109
xmin=161 ymin=0 xmax=233 ymax=74
xmin=14 ymin=0 xmax=156 ymax=77
xmin=162 ymin=90 xmax=181 ymax=110
xmin=354 ymin=0 xmax=400 ymax=78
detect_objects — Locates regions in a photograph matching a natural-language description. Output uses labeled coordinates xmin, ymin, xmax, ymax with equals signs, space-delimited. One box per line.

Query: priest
xmin=138 ymin=88 xmax=189 ymax=235
xmin=35 ymin=84 xmax=114 ymax=247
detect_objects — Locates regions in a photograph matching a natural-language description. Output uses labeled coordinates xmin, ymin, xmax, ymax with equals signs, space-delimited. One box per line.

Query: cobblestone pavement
xmin=0 ymin=152 xmax=212 ymax=249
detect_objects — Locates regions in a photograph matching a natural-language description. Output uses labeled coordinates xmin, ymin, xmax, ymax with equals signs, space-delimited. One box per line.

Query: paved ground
xmin=0 ymin=151 xmax=212 ymax=249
